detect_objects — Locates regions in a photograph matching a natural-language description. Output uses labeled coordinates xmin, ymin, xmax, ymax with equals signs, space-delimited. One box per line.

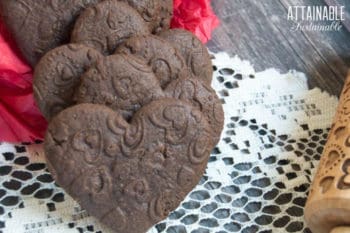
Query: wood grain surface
xmin=208 ymin=0 xmax=350 ymax=96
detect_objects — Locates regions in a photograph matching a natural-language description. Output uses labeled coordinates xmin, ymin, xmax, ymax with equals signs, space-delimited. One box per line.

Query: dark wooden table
xmin=208 ymin=0 xmax=350 ymax=96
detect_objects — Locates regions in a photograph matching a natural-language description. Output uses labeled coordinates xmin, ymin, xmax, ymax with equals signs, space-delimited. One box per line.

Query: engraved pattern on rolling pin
xmin=305 ymin=71 xmax=350 ymax=233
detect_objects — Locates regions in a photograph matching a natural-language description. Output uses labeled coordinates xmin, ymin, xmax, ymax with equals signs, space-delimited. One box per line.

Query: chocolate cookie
xmin=116 ymin=35 xmax=188 ymax=88
xmin=33 ymin=44 xmax=102 ymax=120
xmin=71 ymin=0 xmax=151 ymax=55
xmin=118 ymin=0 xmax=172 ymax=33
xmin=75 ymin=54 xmax=163 ymax=120
xmin=165 ymin=77 xmax=224 ymax=144
xmin=157 ymin=0 xmax=173 ymax=33
xmin=158 ymin=29 xmax=213 ymax=84
xmin=44 ymin=100 xmax=214 ymax=233
xmin=76 ymin=52 xmax=223 ymax=141
xmin=0 ymin=0 xmax=102 ymax=66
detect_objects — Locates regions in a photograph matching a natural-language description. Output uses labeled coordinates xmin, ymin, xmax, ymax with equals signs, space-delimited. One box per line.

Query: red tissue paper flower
xmin=0 ymin=20 xmax=47 ymax=143
xmin=172 ymin=0 xmax=219 ymax=43
xmin=0 ymin=0 xmax=219 ymax=143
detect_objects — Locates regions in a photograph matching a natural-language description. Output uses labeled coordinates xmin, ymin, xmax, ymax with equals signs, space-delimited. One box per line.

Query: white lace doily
xmin=0 ymin=53 xmax=338 ymax=233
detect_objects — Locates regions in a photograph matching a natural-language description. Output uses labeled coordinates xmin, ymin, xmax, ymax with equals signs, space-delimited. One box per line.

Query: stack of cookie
xmin=1 ymin=1 xmax=224 ymax=232
xmin=0 ymin=0 xmax=173 ymax=66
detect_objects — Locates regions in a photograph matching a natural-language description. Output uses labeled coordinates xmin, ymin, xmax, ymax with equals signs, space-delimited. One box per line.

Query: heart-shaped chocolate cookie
xmin=118 ymin=0 xmax=173 ymax=33
xmin=159 ymin=29 xmax=214 ymax=85
xmin=45 ymin=100 xmax=214 ymax=233
xmin=0 ymin=0 xmax=102 ymax=66
xmin=75 ymin=53 xmax=164 ymax=120
xmin=71 ymin=0 xmax=151 ymax=55
xmin=116 ymin=35 xmax=188 ymax=88
xmin=75 ymin=53 xmax=224 ymax=144
xmin=33 ymin=44 xmax=102 ymax=120
xmin=165 ymin=77 xmax=224 ymax=144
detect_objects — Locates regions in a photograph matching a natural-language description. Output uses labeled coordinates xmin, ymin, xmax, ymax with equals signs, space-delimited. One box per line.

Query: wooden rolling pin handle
xmin=305 ymin=70 xmax=350 ymax=233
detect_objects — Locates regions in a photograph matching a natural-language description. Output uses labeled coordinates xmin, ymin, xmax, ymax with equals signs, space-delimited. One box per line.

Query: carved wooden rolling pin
xmin=305 ymin=71 xmax=350 ymax=233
